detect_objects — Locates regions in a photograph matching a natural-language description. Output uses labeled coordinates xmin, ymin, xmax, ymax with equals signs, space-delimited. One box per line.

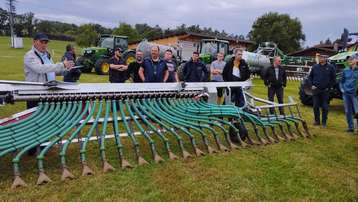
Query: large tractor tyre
xmin=177 ymin=63 xmax=185 ymax=81
xmin=76 ymin=56 xmax=92 ymax=73
xmin=260 ymin=66 xmax=270 ymax=79
xmin=299 ymin=82 xmax=313 ymax=106
xmin=95 ymin=58 xmax=110 ymax=75
xmin=123 ymin=51 xmax=136 ymax=65
xmin=229 ymin=122 xmax=248 ymax=143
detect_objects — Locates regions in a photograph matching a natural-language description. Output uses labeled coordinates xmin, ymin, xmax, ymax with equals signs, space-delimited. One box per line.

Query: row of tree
xmin=1 ymin=5 xmax=307 ymax=53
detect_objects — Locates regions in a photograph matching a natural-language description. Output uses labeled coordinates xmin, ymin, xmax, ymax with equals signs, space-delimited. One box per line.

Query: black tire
xmin=299 ymin=82 xmax=313 ymax=106
xmin=229 ymin=122 xmax=248 ymax=142
xmin=177 ymin=63 xmax=185 ymax=81
xmin=123 ymin=51 xmax=136 ymax=65
xmin=76 ymin=56 xmax=92 ymax=73
xmin=95 ymin=58 xmax=110 ymax=75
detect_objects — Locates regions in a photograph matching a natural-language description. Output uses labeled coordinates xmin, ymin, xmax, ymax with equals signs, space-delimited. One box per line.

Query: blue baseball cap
xmin=33 ymin=32 xmax=49 ymax=41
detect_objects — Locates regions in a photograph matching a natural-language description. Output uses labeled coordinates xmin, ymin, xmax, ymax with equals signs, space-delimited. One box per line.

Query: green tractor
xmin=198 ymin=39 xmax=230 ymax=65
xmin=76 ymin=34 xmax=136 ymax=75
xmin=178 ymin=39 xmax=230 ymax=81
xmin=299 ymin=29 xmax=358 ymax=105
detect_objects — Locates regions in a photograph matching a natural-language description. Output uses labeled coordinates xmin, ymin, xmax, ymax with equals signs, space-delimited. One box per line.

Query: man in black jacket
xmin=308 ymin=54 xmax=336 ymax=127
xmin=109 ymin=48 xmax=128 ymax=83
xmin=264 ymin=56 xmax=287 ymax=114
xmin=183 ymin=52 xmax=209 ymax=82
xmin=223 ymin=48 xmax=251 ymax=107
xmin=128 ymin=50 xmax=144 ymax=82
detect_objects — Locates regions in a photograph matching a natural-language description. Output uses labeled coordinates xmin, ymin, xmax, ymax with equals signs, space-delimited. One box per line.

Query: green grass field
xmin=0 ymin=36 xmax=357 ymax=202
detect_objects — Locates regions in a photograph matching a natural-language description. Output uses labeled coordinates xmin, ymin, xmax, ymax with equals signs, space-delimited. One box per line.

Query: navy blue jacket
xmin=142 ymin=58 xmax=168 ymax=82
xmin=308 ymin=63 xmax=336 ymax=90
xmin=183 ymin=59 xmax=208 ymax=82
xmin=62 ymin=51 xmax=81 ymax=82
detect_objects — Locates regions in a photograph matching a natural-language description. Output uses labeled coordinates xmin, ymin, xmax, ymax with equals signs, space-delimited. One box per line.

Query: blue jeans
xmin=342 ymin=93 xmax=358 ymax=130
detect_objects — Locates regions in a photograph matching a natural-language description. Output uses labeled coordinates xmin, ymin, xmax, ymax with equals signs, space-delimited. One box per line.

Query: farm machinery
xmin=76 ymin=34 xmax=136 ymax=75
xmin=0 ymin=80 xmax=312 ymax=189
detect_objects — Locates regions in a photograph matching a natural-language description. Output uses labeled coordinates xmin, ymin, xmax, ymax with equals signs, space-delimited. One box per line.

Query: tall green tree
xmin=75 ymin=24 xmax=98 ymax=47
xmin=248 ymin=12 xmax=305 ymax=53
xmin=112 ymin=23 xmax=141 ymax=43
xmin=0 ymin=7 xmax=9 ymax=35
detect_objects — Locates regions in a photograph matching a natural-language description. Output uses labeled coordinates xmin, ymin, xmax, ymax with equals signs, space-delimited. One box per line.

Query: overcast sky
xmin=2 ymin=0 xmax=357 ymax=46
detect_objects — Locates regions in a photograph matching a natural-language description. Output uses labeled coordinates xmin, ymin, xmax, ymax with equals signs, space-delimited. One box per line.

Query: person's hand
xmin=63 ymin=59 xmax=74 ymax=69
xmin=312 ymin=85 xmax=317 ymax=90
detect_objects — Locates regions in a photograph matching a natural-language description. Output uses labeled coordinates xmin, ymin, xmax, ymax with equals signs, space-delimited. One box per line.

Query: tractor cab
xmin=98 ymin=35 xmax=129 ymax=53
xmin=198 ymin=39 xmax=230 ymax=65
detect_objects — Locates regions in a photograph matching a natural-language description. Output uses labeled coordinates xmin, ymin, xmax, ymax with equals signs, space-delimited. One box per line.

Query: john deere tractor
xmin=198 ymin=39 xmax=230 ymax=65
xmin=76 ymin=34 xmax=136 ymax=75
xmin=299 ymin=29 xmax=358 ymax=105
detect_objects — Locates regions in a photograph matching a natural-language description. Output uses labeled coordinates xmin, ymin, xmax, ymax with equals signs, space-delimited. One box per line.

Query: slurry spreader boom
xmin=0 ymin=80 xmax=311 ymax=189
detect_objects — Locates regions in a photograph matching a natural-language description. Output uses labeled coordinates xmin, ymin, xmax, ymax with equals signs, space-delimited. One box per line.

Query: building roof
xmin=288 ymin=47 xmax=337 ymax=56
xmin=129 ymin=31 xmax=255 ymax=45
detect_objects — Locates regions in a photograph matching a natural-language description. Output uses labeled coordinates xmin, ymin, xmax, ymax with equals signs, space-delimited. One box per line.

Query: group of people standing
xmin=24 ymin=32 xmax=358 ymax=133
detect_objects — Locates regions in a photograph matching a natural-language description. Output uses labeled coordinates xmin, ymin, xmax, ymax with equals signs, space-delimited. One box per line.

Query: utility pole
xmin=7 ymin=0 xmax=16 ymax=48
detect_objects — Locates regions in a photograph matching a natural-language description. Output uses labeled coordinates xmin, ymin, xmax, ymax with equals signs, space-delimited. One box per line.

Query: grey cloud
xmin=2 ymin=0 xmax=357 ymax=46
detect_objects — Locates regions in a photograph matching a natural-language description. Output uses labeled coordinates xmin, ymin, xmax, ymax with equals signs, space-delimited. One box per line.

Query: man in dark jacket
xmin=308 ymin=54 xmax=336 ymax=128
xmin=109 ymin=48 xmax=128 ymax=83
xmin=223 ymin=48 xmax=251 ymax=107
xmin=264 ymin=56 xmax=287 ymax=114
xmin=139 ymin=45 xmax=168 ymax=82
xmin=128 ymin=50 xmax=144 ymax=82
xmin=183 ymin=52 xmax=208 ymax=82
xmin=222 ymin=48 xmax=251 ymax=143
xmin=62 ymin=44 xmax=81 ymax=82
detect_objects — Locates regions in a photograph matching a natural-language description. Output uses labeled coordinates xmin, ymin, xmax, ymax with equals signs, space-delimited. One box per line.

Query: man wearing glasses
xmin=24 ymin=32 xmax=74 ymax=108
xmin=23 ymin=32 xmax=74 ymax=155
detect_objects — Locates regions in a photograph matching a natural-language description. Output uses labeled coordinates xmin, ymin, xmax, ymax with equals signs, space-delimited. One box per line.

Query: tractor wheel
xmin=229 ymin=122 xmax=248 ymax=143
xmin=299 ymin=82 xmax=313 ymax=106
xmin=123 ymin=52 xmax=136 ymax=65
xmin=95 ymin=58 xmax=110 ymax=75
xmin=177 ymin=63 xmax=185 ymax=81
xmin=76 ymin=56 xmax=92 ymax=73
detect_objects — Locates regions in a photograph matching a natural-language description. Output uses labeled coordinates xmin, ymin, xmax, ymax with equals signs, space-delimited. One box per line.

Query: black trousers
xmin=268 ymin=86 xmax=284 ymax=115
xmin=312 ymin=90 xmax=329 ymax=125
xmin=231 ymin=87 xmax=245 ymax=107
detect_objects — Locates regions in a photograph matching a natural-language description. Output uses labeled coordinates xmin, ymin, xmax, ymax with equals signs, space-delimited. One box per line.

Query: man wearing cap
xmin=340 ymin=54 xmax=358 ymax=132
xmin=109 ymin=48 xmax=128 ymax=83
xmin=139 ymin=45 xmax=169 ymax=82
xmin=24 ymin=32 xmax=74 ymax=156
xmin=24 ymin=32 xmax=74 ymax=108
xmin=183 ymin=51 xmax=208 ymax=82
xmin=308 ymin=54 xmax=336 ymax=128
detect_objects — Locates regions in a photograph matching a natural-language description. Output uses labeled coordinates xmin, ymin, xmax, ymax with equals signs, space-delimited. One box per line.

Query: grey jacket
xmin=24 ymin=47 xmax=65 ymax=82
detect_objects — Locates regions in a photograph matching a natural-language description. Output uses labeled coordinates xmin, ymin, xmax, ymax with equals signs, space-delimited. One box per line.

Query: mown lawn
xmin=0 ymin=36 xmax=357 ymax=202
